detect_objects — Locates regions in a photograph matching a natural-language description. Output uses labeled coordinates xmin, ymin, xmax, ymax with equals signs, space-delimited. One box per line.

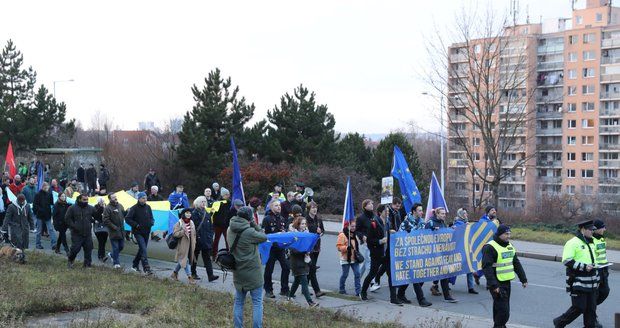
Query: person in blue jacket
xmin=168 ymin=183 xmax=190 ymax=210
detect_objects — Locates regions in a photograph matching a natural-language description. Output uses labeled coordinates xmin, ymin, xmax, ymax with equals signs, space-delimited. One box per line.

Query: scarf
xmin=183 ymin=219 xmax=191 ymax=237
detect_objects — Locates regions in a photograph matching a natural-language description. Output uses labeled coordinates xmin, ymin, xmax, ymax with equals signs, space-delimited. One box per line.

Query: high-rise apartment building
xmin=447 ymin=0 xmax=620 ymax=215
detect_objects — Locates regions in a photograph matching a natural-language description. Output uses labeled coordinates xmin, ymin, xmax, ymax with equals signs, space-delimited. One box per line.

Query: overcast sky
xmin=1 ymin=0 xmax=574 ymax=135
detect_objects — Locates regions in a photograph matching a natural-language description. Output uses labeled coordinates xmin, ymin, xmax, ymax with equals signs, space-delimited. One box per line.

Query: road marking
xmin=512 ymin=281 xmax=564 ymax=290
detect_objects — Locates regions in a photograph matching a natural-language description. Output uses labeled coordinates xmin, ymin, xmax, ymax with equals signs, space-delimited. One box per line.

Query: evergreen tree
xmin=333 ymin=132 xmax=371 ymax=173
xmin=266 ymin=84 xmax=338 ymax=163
xmin=178 ymin=68 xmax=255 ymax=189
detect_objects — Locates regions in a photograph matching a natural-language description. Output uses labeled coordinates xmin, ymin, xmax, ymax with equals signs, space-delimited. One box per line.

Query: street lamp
xmin=422 ymin=92 xmax=445 ymax=192
xmin=53 ymin=79 xmax=75 ymax=98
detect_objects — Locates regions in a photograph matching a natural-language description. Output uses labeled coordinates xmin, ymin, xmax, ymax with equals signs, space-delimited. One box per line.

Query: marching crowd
xmin=0 ymin=162 xmax=612 ymax=328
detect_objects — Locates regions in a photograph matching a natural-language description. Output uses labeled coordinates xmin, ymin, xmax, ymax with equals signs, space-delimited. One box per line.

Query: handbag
xmin=354 ymin=250 xmax=365 ymax=263
xmin=216 ymin=226 xmax=251 ymax=271
xmin=166 ymin=230 xmax=180 ymax=250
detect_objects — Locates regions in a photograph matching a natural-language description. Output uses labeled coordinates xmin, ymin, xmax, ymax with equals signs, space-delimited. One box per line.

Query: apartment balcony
xmin=538 ymin=176 xmax=562 ymax=184
xmin=599 ymin=159 xmax=620 ymax=168
xmin=502 ymin=175 xmax=525 ymax=183
xmin=449 ymin=70 xmax=468 ymax=79
xmin=449 ymin=174 xmax=468 ymax=183
xmin=600 ymin=107 xmax=620 ymax=117
xmin=448 ymin=144 xmax=467 ymax=152
xmin=600 ymin=74 xmax=620 ymax=84
xmin=448 ymin=159 xmax=469 ymax=167
xmin=602 ymin=37 xmax=620 ymax=49
xmin=536 ymin=93 xmax=563 ymax=104
xmin=538 ymin=143 xmax=562 ymax=151
xmin=537 ymin=62 xmax=563 ymax=72
xmin=537 ymin=159 xmax=563 ymax=167
xmin=536 ymin=111 xmax=563 ymax=119
xmin=599 ymin=177 xmax=620 ymax=185
xmin=536 ymin=128 xmax=563 ymax=136
xmin=449 ymin=53 xmax=468 ymax=63
xmin=600 ymin=143 xmax=620 ymax=150
xmin=600 ymin=91 xmax=620 ymax=100
xmin=537 ymin=44 xmax=563 ymax=54
xmin=501 ymin=159 xmax=524 ymax=168
xmin=599 ymin=125 xmax=620 ymax=134
xmin=601 ymin=56 xmax=620 ymax=65
xmin=498 ymin=191 xmax=526 ymax=199
xmin=448 ymin=114 xmax=468 ymax=122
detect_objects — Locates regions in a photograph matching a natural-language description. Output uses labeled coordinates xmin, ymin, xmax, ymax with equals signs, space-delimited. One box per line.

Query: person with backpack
xmin=191 ymin=196 xmax=219 ymax=282
xmin=227 ymin=206 xmax=267 ymax=328
xmin=170 ymin=208 xmax=197 ymax=284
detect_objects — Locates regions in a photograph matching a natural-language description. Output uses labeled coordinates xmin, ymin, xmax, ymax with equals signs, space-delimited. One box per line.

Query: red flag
xmin=5 ymin=140 xmax=16 ymax=178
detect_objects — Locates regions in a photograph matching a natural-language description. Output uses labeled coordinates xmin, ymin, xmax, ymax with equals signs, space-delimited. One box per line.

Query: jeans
xmin=110 ymin=238 xmax=124 ymax=265
xmin=68 ymin=233 xmax=93 ymax=266
xmin=175 ymin=261 xmax=191 ymax=276
xmin=36 ymin=219 xmax=57 ymax=248
xmin=95 ymin=231 xmax=108 ymax=259
xmin=133 ymin=233 xmax=150 ymax=271
xmin=466 ymin=273 xmax=475 ymax=290
xmin=339 ymin=262 xmax=361 ymax=295
xmin=289 ymin=275 xmax=312 ymax=303
xmin=263 ymin=247 xmax=290 ymax=293
xmin=233 ymin=287 xmax=263 ymax=328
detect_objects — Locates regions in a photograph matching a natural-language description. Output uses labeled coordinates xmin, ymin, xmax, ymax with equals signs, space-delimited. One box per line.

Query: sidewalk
xmin=321 ymin=220 xmax=620 ymax=270
xmin=30 ymin=247 xmax=534 ymax=328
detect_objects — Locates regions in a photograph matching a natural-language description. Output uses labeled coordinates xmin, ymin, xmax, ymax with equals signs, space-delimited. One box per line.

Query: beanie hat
xmin=179 ymin=208 xmax=192 ymax=218
xmin=233 ymin=199 xmax=244 ymax=207
xmin=237 ymin=206 xmax=253 ymax=221
xmin=220 ymin=187 xmax=230 ymax=196
xmin=291 ymin=204 xmax=303 ymax=216
xmin=485 ymin=205 xmax=495 ymax=214
xmin=496 ymin=224 xmax=511 ymax=236
xmin=457 ymin=208 xmax=467 ymax=220
xmin=137 ymin=191 xmax=147 ymax=199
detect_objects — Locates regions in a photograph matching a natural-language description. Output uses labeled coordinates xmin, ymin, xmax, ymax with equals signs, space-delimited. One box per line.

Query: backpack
xmin=215 ymin=227 xmax=251 ymax=271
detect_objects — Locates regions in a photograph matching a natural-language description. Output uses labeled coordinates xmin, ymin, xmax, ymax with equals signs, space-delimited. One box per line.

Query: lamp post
xmin=422 ymin=92 xmax=445 ymax=192
xmin=53 ymin=79 xmax=75 ymax=98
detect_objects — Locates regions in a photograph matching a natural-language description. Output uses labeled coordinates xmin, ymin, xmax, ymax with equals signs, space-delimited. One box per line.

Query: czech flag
xmin=342 ymin=177 xmax=355 ymax=229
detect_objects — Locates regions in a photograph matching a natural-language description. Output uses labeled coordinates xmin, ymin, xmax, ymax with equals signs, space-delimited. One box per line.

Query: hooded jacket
xmin=227 ymin=215 xmax=267 ymax=292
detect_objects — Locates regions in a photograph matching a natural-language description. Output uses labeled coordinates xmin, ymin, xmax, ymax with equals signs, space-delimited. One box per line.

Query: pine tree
xmin=177 ymin=68 xmax=255 ymax=188
xmin=333 ymin=132 xmax=371 ymax=173
xmin=266 ymin=84 xmax=338 ymax=163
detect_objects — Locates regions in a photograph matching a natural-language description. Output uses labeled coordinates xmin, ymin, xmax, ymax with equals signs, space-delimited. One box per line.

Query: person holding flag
xmin=4 ymin=141 xmax=17 ymax=179
xmin=336 ymin=177 xmax=362 ymax=296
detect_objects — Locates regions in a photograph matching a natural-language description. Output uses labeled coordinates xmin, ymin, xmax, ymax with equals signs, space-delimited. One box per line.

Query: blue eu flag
xmin=391 ymin=145 xmax=422 ymax=213
xmin=230 ymin=137 xmax=246 ymax=207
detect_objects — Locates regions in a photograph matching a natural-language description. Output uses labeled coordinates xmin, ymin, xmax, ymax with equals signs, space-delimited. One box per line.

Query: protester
xmin=280 ymin=191 xmax=295 ymax=220
xmin=99 ymin=164 xmax=110 ymax=190
xmin=1 ymin=194 xmax=35 ymax=257
xmin=211 ymin=182 xmax=221 ymax=201
xmin=286 ymin=204 xmax=303 ymax=230
xmin=203 ymin=188 xmax=215 ymax=207
xmin=211 ymin=188 xmax=231 ymax=257
xmin=426 ymin=207 xmax=458 ymax=303
xmin=396 ymin=203 xmax=432 ymax=306
xmin=50 ymin=179 xmax=63 ymax=193
xmin=144 ymin=168 xmax=161 ymax=192
xmin=22 ymin=177 xmax=37 ymax=204
xmin=52 ymin=193 xmax=71 ymax=254
xmin=383 ymin=197 xmax=404 ymax=305
xmin=292 ymin=192 xmax=307 ymax=216
xmin=57 ymin=162 xmax=68 ymax=188
xmin=452 ymin=208 xmax=478 ymax=294
xmin=33 ymin=182 xmax=57 ymax=250
xmin=66 ymin=193 xmax=95 ymax=268
xmin=481 ymin=205 xmax=501 ymax=224
xmin=337 ymin=220 xmax=362 ymax=296
xmin=85 ymin=164 xmax=97 ymax=196
xmin=355 ymin=199 xmax=374 ymax=284
xmin=103 ymin=192 xmax=126 ymax=269
xmin=0 ymin=187 xmax=6 ymax=235
xmin=93 ymin=197 xmax=110 ymax=262
xmin=360 ymin=205 xmax=388 ymax=301
xmin=76 ymin=163 xmax=86 ymax=191
xmin=228 ymin=206 xmax=267 ymax=328
xmin=482 ymin=225 xmax=527 ymax=328
xmin=287 ymin=217 xmax=319 ymax=307
xmin=168 ymin=183 xmax=190 ymax=210
xmin=249 ymin=197 xmax=261 ymax=225
xmin=126 ymin=182 xmax=140 ymax=199
xmin=305 ymin=201 xmax=325 ymax=298
xmin=190 ymin=196 xmax=218 ymax=282
xmin=125 ymin=192 xmax=154 ymax=275
xmin=63 ymin=185 xmax=74 ymax=199
xmin=262 ymin=200 xmax=290 ymax=298
xmin=147 ymin=186 xmax=165 ymax=242
xmin=170 ymin=208 xmax=197 ymax=284
xmin=18 ymin=162 xmax=28 ymax=177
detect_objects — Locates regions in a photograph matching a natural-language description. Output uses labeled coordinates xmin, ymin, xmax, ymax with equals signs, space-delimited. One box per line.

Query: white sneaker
xmin=369 ymin=283 xmax=381 ymax=292
xmin=113 ymin=264 xmax=121 ymax=269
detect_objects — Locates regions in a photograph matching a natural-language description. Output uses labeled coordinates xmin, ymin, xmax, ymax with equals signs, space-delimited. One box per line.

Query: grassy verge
xmin=511 ymin=227 xmax=620 ymax=250
xmin=0 ymin=252 xmax=400 ymax=328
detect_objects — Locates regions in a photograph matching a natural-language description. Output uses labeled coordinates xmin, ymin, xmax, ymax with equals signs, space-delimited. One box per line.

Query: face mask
xmin=78 ymin=200 xmax=88 ymax=208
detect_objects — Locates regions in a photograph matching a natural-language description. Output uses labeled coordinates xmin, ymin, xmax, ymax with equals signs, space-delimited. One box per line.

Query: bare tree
xmin=89 ymin=110 xmax=117 ymax=148
xmin=422 ymin=7 xmax=537 ymax=209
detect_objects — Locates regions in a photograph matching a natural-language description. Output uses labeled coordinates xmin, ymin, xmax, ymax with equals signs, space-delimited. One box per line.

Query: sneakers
xmin=265 ymin=292 xmax=276 ymax=299
xmin=102 ymin=255 xmax=110 ymax=263
xmin=419 ymin=298 xmax=432 ymax=307
xmin=171 ymin=271 xmax=179 ymax=281
xmin=308 ymin=301 xmax=319 ymax=308
xmin=191 ymin=274 xmax=202 ymax=280
xmin=360 ymin=292 xmax=368 ymax=301
xmin=397 ymin=296 xmax=412 ymax=304
xmin=113 ymin=264 xmax=122 ymax=269
xmin=131 ymin=266 xmax=141 ymax=273
xmin=390 ymin=298 xmax=404 ymax=306
xmin=444 ymin=295 xmax=458 ymax=303
xmin=468 ymin=288 xmax=479 ymax=294
xmin=430 ymin=285 xmax=442 ymax=296
xmin=369 ymin=282 xmax=381 ymax=292
xmin=338 ymin=290 xmax=347 ymax=295
xmin=188 ymin=276 xmax=196 ymax=285
xmin=208 ymin=275 xmax=219 ymax=282
xmin=54 ymin=247 xmax=61 ymax=254
xmin=315 ymin=291 xmax=326 ymax=298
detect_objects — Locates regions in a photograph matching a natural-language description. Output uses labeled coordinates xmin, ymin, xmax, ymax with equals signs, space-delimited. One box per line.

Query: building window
xmin=568 ymin=69 xmax=577 ymax=79
xmin=472 ymin=137 xmax=480 ymax=146
xmin=583 ymin=33 xmax=596 ymax=44
xmin=582 ymin=85 xmax=595 ymax=95
xmin=568 ymin=52 xmax=578 ymax=62
xmin=567 ymin=103 xmax=577 ymax=112
xmin=567 ymin=152 xmax=576 ymax=161
xmin=582 ymin=135 xmax=595 ymax=145
xmin=576 ymin=16 xmax=583 ymax=25
xmin=596 ymin=13 xmax=603 ymax=22
xmin=569 ymin=35 xmax=578 ymax=44
xmin=568 ymin=120 xmax=577 ymax=129
xmin=473 ymin=153 xmax=481 ymax=161
xmin=567 ymin=136 xmax=577 ymax=145
xmin=582 ymin=102 xmax=595 ymax=111
xmin=567 ymin=185 xmax=576 ymax=194
xmin=568 ymin=86 xmax=577 ymax=96
xmin=474 ymin=183 xmax=480 ymax=192
xmin=581 ymin=169 xmax=594 ymax=178
xmin=567 ymin=169 xmax=576 ymax=178
xmin=583 ymin=68 xmax=595 ymax=78
xmin=474 ymin=44 xmax=481 ymax=54
xmin=581 ymin=119 xmax=595 ymax=128
xmin=582 ymin=152 xmax=594 ymax=162
xmin=582 ymin=185 xmax=594 ymax=195
xmin=583 ymin=51 xmax=596 ymax=61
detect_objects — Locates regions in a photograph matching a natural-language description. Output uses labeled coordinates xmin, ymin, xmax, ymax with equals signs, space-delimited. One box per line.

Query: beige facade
xmin=447 ymin=0 xmax=620 ymax=215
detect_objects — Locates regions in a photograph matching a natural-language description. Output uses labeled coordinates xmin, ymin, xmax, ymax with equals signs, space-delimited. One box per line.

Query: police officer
xmin=592 ymin=219 xmax=609 ymax=328
xmin=553 ymin=220 xmax=599 ymax=328
xmin=481 ymin=224 xmax=528 ymax=328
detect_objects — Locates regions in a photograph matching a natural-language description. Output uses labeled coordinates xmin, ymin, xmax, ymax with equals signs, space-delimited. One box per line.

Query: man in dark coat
xmin=99 ymin=164 xmax=110 ymax=190
xmin=85 ymin=164 xmax=97 ymax=196
xmin=191 ymin=196 xmax=218 ymax=282
xmin=103 ymin=193 xmax=126 ymax=268
xmin=65 ymin=193 xmax=95 ymax=268
xmin=262 ymin=200 xmax=290 ymax=298
xmin=143 ymin=168 xmax=161 ymax=192
xmin=125 ymin=192 xmax=154 ymax=275
xmin=33 ymin=182 xmax=57 ymax=250
xmin=76 ymin=163 xmax=86 ymax=191
xmin=1 ymin=194 xmax=35 ymax=252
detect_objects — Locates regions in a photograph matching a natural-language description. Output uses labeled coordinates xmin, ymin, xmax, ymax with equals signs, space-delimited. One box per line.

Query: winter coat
xmin=65 ymin=203 xmax=95 ymax=237
xmin=289 ymin=248 xmax=310 ymax=276
xmin=1 ymin=202 xmax=34 ymax=249
xmin=337 ymin=227 xmax=360 ymax=263
xmin=144 ymin=173 xmax=161 ymax=191
xmin=85 ymin=167 xmax=97 ymax=186
xmin=22 ymin=185 xmax=37 ymax=204
xmin=305 ymin=214 xmax=324 ymax=253
xmin=125 ymin=202 xmax=154 ymax=236
xmin=425 ymin=216 xmax=447 ymax=231
xmin=99 ymin=168 xmax=110 ymax=186
xmin=77 ymin=167 xmax=85 ymax=182
xmin=211 ymin=199 xmax=232 ymax=228
xmin=103 ymin=202 xmax=126 ymax=240
xmin=147 ymin=194 xmax=164 ymax=202
xmin=33 ymin=190 xmax=54 ymax=221
xmin=52 ymin=201 xmax=70 ymax=231
xmin=227 ymin=216 xmax=267 ymax=292
xmin=192 ymin=208 xmax=214 ymax=251
xmin=366 ymin=215 xmax=387 ymax=258
xmin=168 ymin=192 xmax=189 ymax=210
xmin=93 ymin=204 xmax=108 ymax=234
xmin=172 ymin=219 xmax=196 ymax=268
xmin=355 ymin=210 xmax=374 ymax=243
